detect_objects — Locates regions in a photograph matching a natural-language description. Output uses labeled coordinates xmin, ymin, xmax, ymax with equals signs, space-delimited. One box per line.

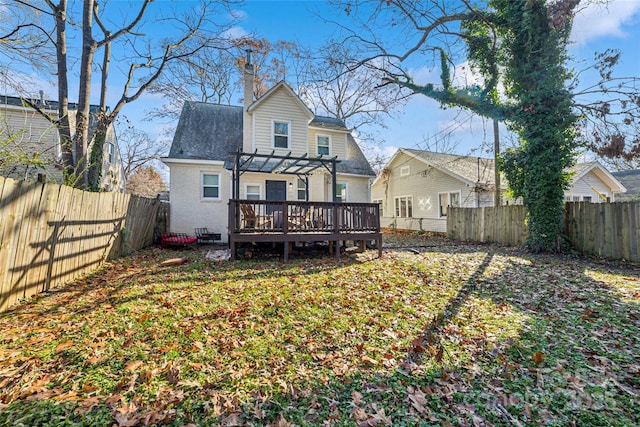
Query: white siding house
xmin=0 ymin=95 xmax=126 ymax=191
xmin=372 ymin=148 xmax=627 ymax=233
xmin=162 ymin=62 xmax=376 ymax=242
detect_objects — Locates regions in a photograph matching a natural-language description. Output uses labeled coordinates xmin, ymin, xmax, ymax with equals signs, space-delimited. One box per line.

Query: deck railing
xmin=228 ymin=200 xmax=380 ymax=235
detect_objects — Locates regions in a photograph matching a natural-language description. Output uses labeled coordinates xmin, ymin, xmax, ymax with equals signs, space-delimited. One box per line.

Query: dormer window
xmin=273 ymin=121 xmax=289 ymax=149
xmin=317 ymin=135 xmax=330 ymax=156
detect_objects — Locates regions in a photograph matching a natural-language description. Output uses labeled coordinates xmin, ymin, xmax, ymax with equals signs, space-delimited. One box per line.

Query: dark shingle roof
xmin=612 ymin=169 xmax=640 ymax=201
xmin=169 ymin=102 xmax=243 ymax=161
xmin=0 ymin=94 xmax=98 ymax=112
xmin=167 ymin=101 xmax=375 ymax=177
xmin=310 ymin=116 xmax=348 ymax=131
xmin=339 ymin=134 xmax=375 ymax=176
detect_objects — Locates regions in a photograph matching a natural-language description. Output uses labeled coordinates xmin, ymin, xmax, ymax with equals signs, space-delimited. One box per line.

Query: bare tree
xmin=147 ymin=49 xmax=238 ymax=121
xmin=146 ymin=37 xmax=300 ymax=123
xmin=298 ymin=41 xmax=408 ymax=137
xmin=572 ymin=49 xmax=640 ymax=169
xmin=332 ymin=0 xmax=584 ymax=252
xmin=0 ymin=1 xmax=55 ymax=73
xmin=116 ymin=116 xmax=168 ymax=180
xmin=6 ymin=0 xmax=240 ymax=190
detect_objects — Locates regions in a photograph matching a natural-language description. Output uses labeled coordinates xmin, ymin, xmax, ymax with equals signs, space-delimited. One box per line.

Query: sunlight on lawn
xmin=0 ymin=241 xmax=638 ymax=426
xmin=583 ymin=268 xmax=640 ymax=306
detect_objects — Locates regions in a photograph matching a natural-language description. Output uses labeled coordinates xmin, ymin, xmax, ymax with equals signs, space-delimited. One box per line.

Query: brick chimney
xmin=243 ymin=49 xmax=254 ymax=151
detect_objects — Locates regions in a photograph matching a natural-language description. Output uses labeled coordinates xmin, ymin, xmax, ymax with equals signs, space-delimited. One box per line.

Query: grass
xmin=0 ymin=235 xmax=638 ymax=426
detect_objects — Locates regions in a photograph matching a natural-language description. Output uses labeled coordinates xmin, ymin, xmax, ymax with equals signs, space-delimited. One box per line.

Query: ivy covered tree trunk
xmin=498 ymin=0 xmax=578 ymax=252
xmin=87 ymin=123 xmax=107 ymax=192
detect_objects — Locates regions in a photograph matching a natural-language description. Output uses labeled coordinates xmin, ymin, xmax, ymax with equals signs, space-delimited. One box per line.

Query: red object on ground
xmin=160 ymin=233 xmax=197 ymax=248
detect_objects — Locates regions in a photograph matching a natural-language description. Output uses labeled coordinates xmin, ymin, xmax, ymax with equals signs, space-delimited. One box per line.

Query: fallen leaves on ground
xmin=0 ymin=239 xmax=638 ymax=426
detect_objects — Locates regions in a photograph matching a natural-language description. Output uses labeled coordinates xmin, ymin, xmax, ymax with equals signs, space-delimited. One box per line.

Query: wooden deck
xmin=228 ymin=200 xmax=382 ymax=260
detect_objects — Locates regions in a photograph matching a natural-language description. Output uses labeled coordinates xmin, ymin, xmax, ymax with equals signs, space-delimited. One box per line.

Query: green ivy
xmin=395 ymin=0 xmax=579 ymax=252
xmin=87 ymin=126 xmax=107 ymax=192
xmin=495 ymin=0 xmax=578 ymax=251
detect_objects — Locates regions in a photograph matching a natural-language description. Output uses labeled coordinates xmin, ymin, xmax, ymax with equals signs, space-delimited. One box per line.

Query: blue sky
xmin=230 ymin=0 xmax=640 ymax=160
xmin=3 ymin=0 xmax=639 ymax=164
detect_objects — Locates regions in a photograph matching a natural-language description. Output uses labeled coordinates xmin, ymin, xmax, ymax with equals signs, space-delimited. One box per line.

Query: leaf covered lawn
xmin=0 ymin=237 xmax=639 ymax=426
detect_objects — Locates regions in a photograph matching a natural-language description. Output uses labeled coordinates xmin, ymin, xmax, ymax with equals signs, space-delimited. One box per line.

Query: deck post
xmin=332 ymin=159 xmax=337 ymax=202
xmin=228 ymin=200 xmax=381 ymax=261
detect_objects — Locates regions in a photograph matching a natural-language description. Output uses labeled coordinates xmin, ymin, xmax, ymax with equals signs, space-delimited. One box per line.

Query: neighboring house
xmin=0 ymin=94 xmax=126 ymax=191
xmin=371 ymin=148 xmax=627 ymax=233
xmin=611 ymin=169 xmax=640 ymax=202
xmin=161 ymin=61 xmax=376 ymax=242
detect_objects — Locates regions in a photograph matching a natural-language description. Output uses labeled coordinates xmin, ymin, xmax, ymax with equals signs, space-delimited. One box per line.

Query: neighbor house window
xmin=583 ymin=196 xmax=592 ymax=202
xmin=273 ymin=121 xmax=289 ymax=149
xmin=395 ymin=196 xmax=412 ymax=218
xmin=373 ymin=199 xmax=383 ymax=217
xmin=400 ymin=165 xmax=410 ymax=176
xmin=297 ymin=178 xmax=307 ymax=200
xmin=202 ymin=173 xmax=220 ymax=199
xmin=439 ymin=192 xmax=460 ymax=217
xmin=246 ymin=184 xmax=260 ymax=200
xmin=107 ymin=141 xmax=115 ymax=164
xmin=336 ymin=182 xmax=347 ymax=202
xmin=317 ymin=135 xmax=330 ymax=156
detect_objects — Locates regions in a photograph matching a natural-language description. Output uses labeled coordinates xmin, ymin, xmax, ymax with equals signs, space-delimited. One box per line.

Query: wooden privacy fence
xmin=0 ymin=176 xmax=160 ymax=313
xmin=565 ymin=202 xmax=639 ymax=262
xmin=447 ymin=205 xmax=528 ymax=247
xmin=447 ymin=202 xmax=640 ymax=262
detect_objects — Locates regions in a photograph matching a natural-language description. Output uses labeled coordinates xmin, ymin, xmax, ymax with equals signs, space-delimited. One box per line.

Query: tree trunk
xmin=75 ymin=0 xmax=97 ymax=189
xmin=52 ymin=1 xmax=75 ymax=184
xmin=88 ymin=38 xmax=112 ymax=191
xmin=493 ymin=119 xmax=501 ymax=206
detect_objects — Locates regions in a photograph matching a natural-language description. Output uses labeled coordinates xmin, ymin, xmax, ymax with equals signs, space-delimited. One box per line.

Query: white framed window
xmin=373 ymin=198 xmax=383 ymax=217
xmin=336 ymin=182 xmax=347 ymax=202
xmin=394 ymin=196 xmax=412 ymax=218
xmin=273 ymin=121 xmax=290 ymax=149
xmin=439 ymin=191 xmax=460 ymax=217
xmin=245 ymin=184 xmax=261 ymax=200
xmin=400 ymin=165 xmax=410 ymax=176
xmin=297 ymin=178 xmax=307 ymax=200
xmin=202 ymin=173 xmax=220 ymax=200
xmin=583 ymin=196 xmax=592 ymax=202
xmin=317 ymin=135 xmax=330 ymax=156
xmin=107 ymin=141 xmax=115 ymax=164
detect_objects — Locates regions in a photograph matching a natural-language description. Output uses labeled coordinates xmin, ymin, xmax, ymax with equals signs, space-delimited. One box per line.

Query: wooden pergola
xmin=227 ymin=150 xmax=382 ymax=261
xmin=231 ymin=149 xmax=340 ymax=202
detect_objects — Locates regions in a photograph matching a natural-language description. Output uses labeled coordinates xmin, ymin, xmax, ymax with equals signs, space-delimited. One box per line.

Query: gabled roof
xmin=247 ymin=81 xmax=314 ymax=119
xmin=374 ymin=148 xmax=626 ymax=194
xmin=373 ymin=148 xmax=496 ymax=187
xmin=165 ymin=100 xmax=375 ymax=177
xmin=611 ymin=169 xmax=640 ymax=201
xmin=569 ymin=160 xmax=626 ymax=194
xmin=168 ymin=102 xmax=243 ymax=161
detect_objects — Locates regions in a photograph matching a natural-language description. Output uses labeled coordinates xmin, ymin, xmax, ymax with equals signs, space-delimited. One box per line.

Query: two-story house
xmin=162 ymin=58 xmax=379 ymax=255
xmin=0 ymin=94 xmax=126 ymax=191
